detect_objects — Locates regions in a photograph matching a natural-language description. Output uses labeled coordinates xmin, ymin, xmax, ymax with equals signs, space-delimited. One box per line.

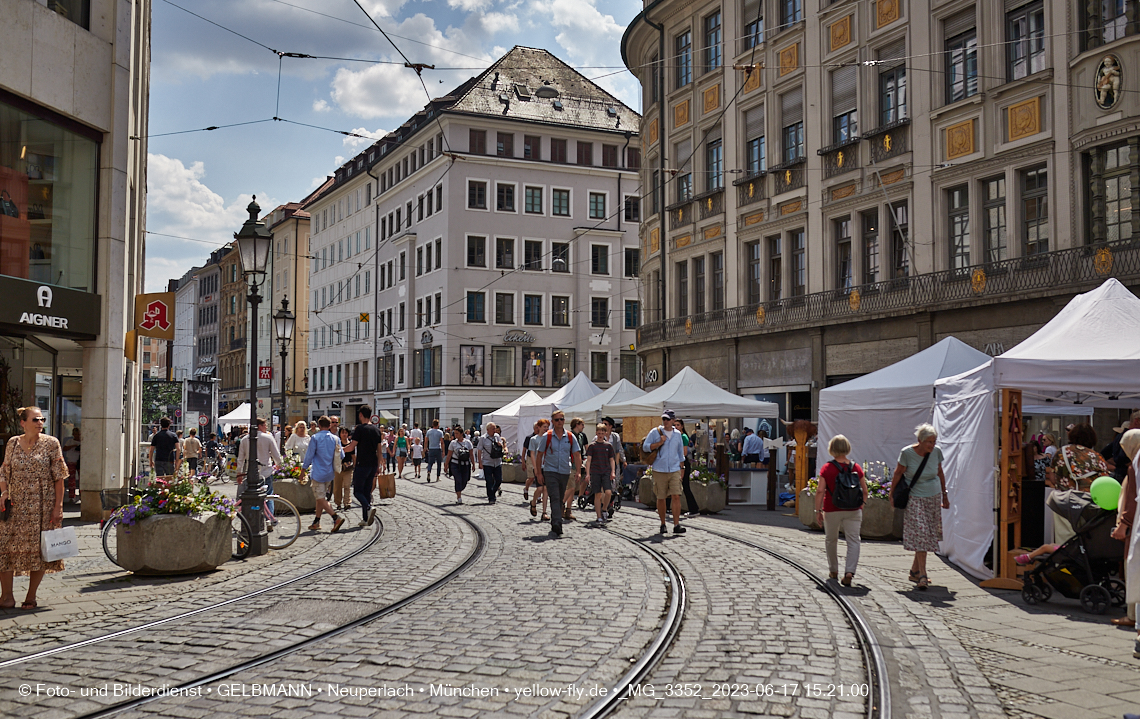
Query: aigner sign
xmin=0 ymin=278 xmax=101 ymax=340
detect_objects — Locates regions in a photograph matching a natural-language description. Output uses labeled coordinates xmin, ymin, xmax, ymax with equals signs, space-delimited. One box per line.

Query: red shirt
xmin=819 ymin=460 xmax=864 ymax=512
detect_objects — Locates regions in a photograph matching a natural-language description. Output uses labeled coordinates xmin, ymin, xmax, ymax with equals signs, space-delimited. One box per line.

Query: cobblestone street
xmin=1 ymin=476 xmax=1138 ymax=719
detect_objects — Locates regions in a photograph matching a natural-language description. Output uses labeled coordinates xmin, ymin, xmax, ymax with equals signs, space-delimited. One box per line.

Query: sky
xmin=144 ymin=0 xmax=643 ymax=292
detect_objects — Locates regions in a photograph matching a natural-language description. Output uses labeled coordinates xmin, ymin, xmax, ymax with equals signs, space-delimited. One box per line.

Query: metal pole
xmin=241 ymin=282 xmax=269 ymax=556
xmin=280 ymin=338 xmax=288 ymax=456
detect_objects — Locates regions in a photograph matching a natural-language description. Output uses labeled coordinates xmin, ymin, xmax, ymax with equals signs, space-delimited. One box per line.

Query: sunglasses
xmin=552 ymin=418 xmax=565 ymax=422
xmin=29 ymin=417 xmax=45 ymax=422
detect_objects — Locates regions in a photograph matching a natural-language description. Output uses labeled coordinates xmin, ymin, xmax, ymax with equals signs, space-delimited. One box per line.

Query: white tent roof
xmin=484 ymin=390 xmax=542 ymax=421
xmin=218 ymin=403 xmax=252 ymax=428
xmin=561 ymin=379 xmax=647 ymax=418
xmin=513 ymin=372 xmax=603 ymax=447
xmin=601 ymin=366 xmax=779 ymax=418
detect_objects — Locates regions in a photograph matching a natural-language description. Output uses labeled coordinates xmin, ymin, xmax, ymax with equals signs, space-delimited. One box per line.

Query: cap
xmin=601 ymin=416 xmax=616 ymax=425
xmin=661 ymin=409 xmax=676 ymax=420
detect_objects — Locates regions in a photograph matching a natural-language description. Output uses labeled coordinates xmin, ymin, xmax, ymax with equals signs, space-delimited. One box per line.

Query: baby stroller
xmin=1020 ymin=490 xmax=1126 ymax=614
xmin=577 ymin=479 xmax=623 ymax=515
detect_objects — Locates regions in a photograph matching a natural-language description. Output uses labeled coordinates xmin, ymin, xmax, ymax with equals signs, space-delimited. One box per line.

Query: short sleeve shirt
xmin=351 ymin=424 xmax=383 ymax=468
xmin=426 ymin=428 xmax=445 ymax=451
xmin=898 ymin=445 xmax=944 ymax=498
xmin=586 ymin=441 xmax=615 ymax=477
xmin=535 ymin=430 xmax=581 ymax=474
xmin=1051 ymin=444 xmax=1109 ymax=492
xmin=151 ymin=430 xmax=179 ymax=463
xmin=819 ymin=460 xmax=864 ymax=512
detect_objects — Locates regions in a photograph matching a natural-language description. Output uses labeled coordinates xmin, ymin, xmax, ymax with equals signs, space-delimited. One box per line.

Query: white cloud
xmin=449 ymin=0 xmax=493 ymax=12
xmin=330 ymin=63 xmax=432 ymax=119
xmin=343 ymin=127 xmax=388 ymax=150
xmin=480 ymin=12 xmax=519 ymax=34
xmin=312 ymin=99 xmax=331 ymax=112
xmin=536 ymin=0 xmax=626 ymax=66
xmin=361 ymin=0 xmax=409 ymax=18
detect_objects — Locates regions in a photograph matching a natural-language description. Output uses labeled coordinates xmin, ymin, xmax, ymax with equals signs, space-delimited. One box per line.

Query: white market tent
xmin=818 ymin=337 xmax=991 ymax=469
xmin=218 ymin=403 xmax=253 ymax=430
xmin=934 ymin=279 xmax=1140 ymax=580
xmin=513 ymin=371 xmax=603 ymax=448
xmin=602 ymin=366 xmax=780 ymax=431
xmin=482 ymin=390 xmax=542 ymax=452
xmin=561 ymin=378 xmax=647 ymax=422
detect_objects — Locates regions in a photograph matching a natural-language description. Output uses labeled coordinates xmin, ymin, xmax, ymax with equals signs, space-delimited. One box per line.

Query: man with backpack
xmin=533 ymin=410 xmax=581 ymax=536
xmin=476 ymin=422 xmax=505 ymax=505
xmin=445 ymin=427 xmax=475 ymax=504
xmin=813 ymin=434 xmax=869 ymax=586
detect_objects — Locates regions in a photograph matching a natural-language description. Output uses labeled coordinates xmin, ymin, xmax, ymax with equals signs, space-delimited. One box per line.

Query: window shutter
xmin=781 ymin=87 xmax=803 ymax=127
xmin=675 ymin=139 xmax=692 ymax=169
xmin=877 ymin=38 xmax=906 ymax=64
xmin=706 ymin=124 xmax=723 ymax=143
xmin=743 ymin=0 xmax=761 ymax=21
xmin=745 ymin=105 xmax=765 ymax=141
xmin=831 ymin=65 xmax=858 ymax=114
xmin=943 ymin=9 xmax=975 ymax=39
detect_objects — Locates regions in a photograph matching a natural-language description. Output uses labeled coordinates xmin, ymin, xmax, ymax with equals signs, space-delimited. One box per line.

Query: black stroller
xmin=1020 ymin=490 xmax=1127 ymax=614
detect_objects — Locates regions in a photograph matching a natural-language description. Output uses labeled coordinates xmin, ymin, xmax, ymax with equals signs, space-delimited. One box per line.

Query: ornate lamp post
xmin=273 ymin=298 xmax=295 ymax=455
xmin=234 ymin=196 xmax=273 ymax=556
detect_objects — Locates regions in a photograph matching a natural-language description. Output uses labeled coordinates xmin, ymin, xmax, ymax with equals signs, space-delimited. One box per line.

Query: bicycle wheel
xmin=265 ymin=495 xmax=300 ymax=550
xmin=101 ymin=509 xmax=126 ymax=567
xmin=231 ymin=512 xmax=252 ymax=560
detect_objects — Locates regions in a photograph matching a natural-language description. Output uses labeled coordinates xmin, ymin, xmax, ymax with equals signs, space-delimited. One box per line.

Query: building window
xmin=552 ymin=349 xmax=575 ymax=386
xmin=1096 ymin=0 xmax=1128 ymax=44
xmin=768 ymin=236 xmax=782 ymax=300
xmin=1022 ymin=166 xmax=1049 ymax=256
xmin=745 ymin=106 xmax=766 ymax=175
xmin=677 ymin=261 xmax=689 ymax=316
xmin=416 ymin=247 xmax=423 ymax=276
xmin=524 ymin=135 xmax=541 ymax=160
xmin=525 ymin=186 xmax=543 ymax=214
xmin=781 ymin=88 xmax=804 ymax=162
xmin=704 ymin=11 xmax=722 ymax=72
xmin=466 ymin=292 xmax=486 ymax=323
xmin=589 ymin=192 xmax=606 ymax=220
xmin=1097 ymin=144 xmax=1133 ymax=243
xmin=651 ymin=170 xmax=661 ymax=214
xmin=467 ymin=236 xmax=486 ymax=267
xmin=624 ymin=248 xmax=640 ymax=277
xmin=625 ymin=300 xmax=640 ymax=329
xmin=576 ymin=142 xmax=594 ymax=166
xmin=747 ymin=241 xmax=762 ymax=304
xmin=552 ymin=242 xmax=570 ymax=272
xmin=524 ymin=295 xmax=543 ymax=325
xmin=591 ymin=297 xmax=609 ymax=327
xmin=693 ymin=256 xmax=706 ymax=314
xmin=590 ymin=352 xmax=608 ymax=383
xmin=676 ymin=31 xmax=692 ymax=87
xmin=624 ymin=196 xmax=640 ymax=222
xmin=879 ymin=64 xmax=907 ymax=126
xmin=496 ymin=183 xmax=515 ymax=212
xmin=435 ymin=238 xmax=441 ymax=269
xmin=835 ymin=217 xmax=852 ymax=289
xmin=591 ymin=245 xmax=609 ymax=275
xmin=783 ymin=122 xmax=804 ymax=163
xmin=468 ymin=180 xmax=487 ymax=209
xmin=744 ymin=0 xmax=764 ymax=47
xmin=552 ymin=295 xmax=570 ymax=326
xmin=983 ymin=176 xmax=1007 ymax=263
xmin=552 ymin=189 xmax=570 ymax=216
xmin=791 ymin=229 xmax=806 ymax=297
xmin=948 ymin=185 xmax=970 ymax=270
xmin=495 ymin=237 xmax=514 ymax=269
xmin=495 ymin=293 xmax=514 ymax=324
xmin=620 ymin=352 xmax=640 ymax=383
xmin=496 ymin=132 xmax=514 ymax=157
xmin=1008 ymin=2 xmax=1045 ymax=81
xmin=677 ymin=172 xmax=693 ymax=203
xmin=416 ymin=299 xmax=423 ymax=328
xmin=706 ymin=138 xmax=724 ymax=191
xmin=862 ymin=210 xmax=880 ymax=285
xmin=602 ymin=145 xmax=619 ymax=168
xmin=627 ymin=148 xmax=641 ymax=169
xmin=711 ymin=252 xmax=724 ymax=310
xmin=890 ymin=201 xmax=910 ymax=278
xmin=945 ymin=28 xmax=978 ymax=104
xmin=551 ymin=139 xmax=567 ymax=163
xmin=831 ymin=65 xmax=858 ymax=144
xmin=781 ymin=0 xmax=803 ymax=25
xmin=492 ymin=346 xmax=514 ymax=386
xmin=522 ymin=240 xmax=543 ymax=270
xmin=469 ymin=129 xmax=486 ymax=154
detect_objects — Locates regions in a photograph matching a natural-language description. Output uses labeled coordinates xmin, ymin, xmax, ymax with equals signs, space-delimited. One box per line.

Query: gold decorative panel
xmin=780 ymin=200 xmax=803 ymax=215
xmin=779 ymin=44 xmax=799 ymax=76
xmin=880 ymin=168 xmax=905 ymax=185
xmin=744 ymin=211 xmax=765 ymax=226
xmin=1007 ymin=97 xmax=1041 ymax=141
xmin=674 ymin=100 xmax=690 ymax=128
xmin=743 ymin=67 xmax=761 ymax=93
xmin=876 ymin=0 xmax=899 ymax=28
xmin=945 ymin=119 xmax=975 ymax=160
xmin=650 ymin=227 xmax=660 ymax=253
xmin=703 ymin=225 xmax=722 ymax=240
xmin=831 ymin=184 xmax=857 ymax=200
xmin=649 ymin=118 xmax=658 ymax=145
xmin=830 ymin=16 xmax=852 ymax=52
xmin=676 ymin=234 xmax=692 ymax=248
xmin=703 ymin=85 xmax=720 ymax=113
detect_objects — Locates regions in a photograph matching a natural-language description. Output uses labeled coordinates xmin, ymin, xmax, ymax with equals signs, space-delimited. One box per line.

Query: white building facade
xmin=171 ymin=268 xmax=199 ymax=380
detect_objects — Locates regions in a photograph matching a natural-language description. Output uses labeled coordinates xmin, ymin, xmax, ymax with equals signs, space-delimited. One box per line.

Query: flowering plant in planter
xmin=118 ymin=476 xmax=236 ymax=527
xmin=270 ymin=452 xmax=306 ymax=484
xmin=809 ymin=460 xmax=893 ymax=500
xmin=689 ymin=466 xmax=727 ymax=489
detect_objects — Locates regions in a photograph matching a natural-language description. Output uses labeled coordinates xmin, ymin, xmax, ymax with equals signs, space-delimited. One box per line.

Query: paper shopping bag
xmin=41 ymin=526 xmax=79 ymax=562
xmin=377 ymin=473 xmax=397 ymax=499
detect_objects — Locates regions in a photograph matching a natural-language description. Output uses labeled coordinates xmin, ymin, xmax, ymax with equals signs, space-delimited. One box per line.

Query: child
xmin=584 ymin=423 xmax=617 ymax=525
xmin=411 ymin=437 xmax=424 ymax=479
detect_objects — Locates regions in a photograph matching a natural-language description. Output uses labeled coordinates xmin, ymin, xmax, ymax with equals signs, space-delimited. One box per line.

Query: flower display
xmin=118 ymin=476 xmax=236 ymax=527
xmin=809 ymin=460 xmax=893 ymax=500
xmin=270 ymin=452 xmax=307 ymax=484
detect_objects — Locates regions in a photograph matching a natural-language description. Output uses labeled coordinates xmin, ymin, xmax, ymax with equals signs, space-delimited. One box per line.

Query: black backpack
xmin=829 ymin=460 xmax=863 ymax=510
xmin=453 ymin=443 xmax=471 ymax=467
xmin=488 ymin=437 xmax=503 ymax=459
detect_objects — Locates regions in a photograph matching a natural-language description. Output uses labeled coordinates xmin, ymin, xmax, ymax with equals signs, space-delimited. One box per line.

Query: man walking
xmin=236 ymin=416 xmax=284 ymax=515
xmin=343 ymin=405 xmax=384 ymax=527
xmin=741 ymin=427 xmax=768 ymax=468
xmin=425 ymin=419 xmax=445 ymax=482
xmin=302 ymin=416 xmax=345 ymax=532
xmin=533 ymin=410 xmax=581 ymax=536
xmin=149 ymin=417 xmax=181 ymax=477
xmin=642 ymin=410 xmax=686 ymax=534
xmin=476 ymin=422 xmax=505 ymax=505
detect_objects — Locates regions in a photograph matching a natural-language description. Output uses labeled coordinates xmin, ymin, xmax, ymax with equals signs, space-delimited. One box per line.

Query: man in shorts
xmin=642 ymin=409 xmax=686 ymax=534
xmin=585 ymin=423 xmax=617 ymax=525
xmin=302 ymin=416 xmax=345 ymax=532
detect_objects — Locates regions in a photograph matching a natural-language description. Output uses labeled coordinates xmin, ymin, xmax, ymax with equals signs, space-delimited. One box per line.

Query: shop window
xmin=551 ymin=348 xmax=575 ymax=386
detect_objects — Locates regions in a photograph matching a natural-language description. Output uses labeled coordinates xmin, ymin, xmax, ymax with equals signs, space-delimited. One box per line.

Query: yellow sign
xmin=359 ymin=312 xmax=370 ymax=322
xmin=685 ymin=318 xmax=693 ymax=336
xmin=848 ymin=288 xmax=861 ymax=312
xmin=134 ymin=292 xmax=176 ymax=341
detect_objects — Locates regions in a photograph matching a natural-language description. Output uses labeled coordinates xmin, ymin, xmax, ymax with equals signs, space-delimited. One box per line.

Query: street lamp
xmin=273 ymin=297 xmax=295 ymax=455
xmin=234 ymin=196 xmax=273 ymax=556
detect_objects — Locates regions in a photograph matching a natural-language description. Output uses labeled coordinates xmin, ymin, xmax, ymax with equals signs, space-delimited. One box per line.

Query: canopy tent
xmin=375 ymin=410 xmax=399 ymax=423
xmin=818 ymin=337 xmax=991 ymax=468
xmin=218 ymin=403 xmax=253 ymax=430
xmin=602 ymin=366 xmax=780 ymax=425
xmin=934 ymin=279 xmax=1140 ymax=580
xmin=513 ymin=372 xmax=603 ymax=448
xmin=560 ymin=379 xmax=647 ymax=422
xmin=482 ymin=390 xmax=542 ymax=452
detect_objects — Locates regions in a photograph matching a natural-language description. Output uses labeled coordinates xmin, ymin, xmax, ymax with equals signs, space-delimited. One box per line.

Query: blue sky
xmin=144 ymin=0 xmax=643 ymax=291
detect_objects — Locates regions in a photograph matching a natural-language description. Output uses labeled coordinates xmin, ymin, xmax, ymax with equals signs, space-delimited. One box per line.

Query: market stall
xmin=511 ymin=372 xmax=602 ymax=449
xmin=481 ymin=390 xmax=542 ymax=453
xmin=560 ymin=378 xmax=646 ymax=423
xmin=218 ymin=403 xmax=253 ymax=431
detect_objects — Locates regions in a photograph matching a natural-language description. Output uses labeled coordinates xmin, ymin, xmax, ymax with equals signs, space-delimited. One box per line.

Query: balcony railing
xmin=735 ymin=173 xmax=767 ymax=207
xmin=865 ymin=119 xmax=910 ymax=164
xmin=819 ymin=138 xmax=860 ymax=179
xmin=637 ymin=240 xmax=1140 ymax=347
xmin=229 ymin=337 xmax=247 ymax=350
xmin=668 ymin=200 xmax=693 ymax=229
xmin=772 ymin=158 xmax=806 ymax=194
xmin=696 ymin=189 xmax=724 ymax=220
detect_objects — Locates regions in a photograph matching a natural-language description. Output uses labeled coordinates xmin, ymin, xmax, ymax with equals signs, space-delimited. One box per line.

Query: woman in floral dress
xmin=1048 ymin=424 xmax=1108 ymax=544
xmin=0 ymin=406 xmax=70 ymax=610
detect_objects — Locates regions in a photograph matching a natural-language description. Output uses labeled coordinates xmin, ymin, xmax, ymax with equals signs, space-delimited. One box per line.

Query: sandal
xmin=541 ymin=514 xmax=550 ymax=521
xmin=20 ymin=600 xmax=37 ymax=610
xmin=916 ymin=574 xmax=929 ymax=590
xmin=842 ymin=573 xmax=854 ymax=587
xmin=908 ymin=569 xmax=920 ymax=583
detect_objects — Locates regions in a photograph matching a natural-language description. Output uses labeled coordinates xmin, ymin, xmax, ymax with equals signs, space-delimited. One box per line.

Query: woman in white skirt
xmin=890 ymin=424 xmax=951 ymax=591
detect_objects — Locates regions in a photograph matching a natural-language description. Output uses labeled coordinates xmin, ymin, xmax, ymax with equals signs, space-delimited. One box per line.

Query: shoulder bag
xmin=643 ymin=428 xmax=662 ymax=466
xmin=892 ymin=450 xmax=930 ymax=510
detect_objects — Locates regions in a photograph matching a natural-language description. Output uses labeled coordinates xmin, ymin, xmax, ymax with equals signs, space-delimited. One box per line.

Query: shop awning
xmin=194 ymin=366 xmax=215 ymax=377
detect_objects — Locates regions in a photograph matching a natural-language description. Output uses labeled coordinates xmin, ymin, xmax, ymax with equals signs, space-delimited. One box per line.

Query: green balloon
xmin=1090 ymin=475 xmax=1122 ymax=511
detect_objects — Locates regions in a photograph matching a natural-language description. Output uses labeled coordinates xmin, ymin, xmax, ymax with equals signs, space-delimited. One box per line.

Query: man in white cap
xmin=643 ymin=409 xmax=687 ymax=534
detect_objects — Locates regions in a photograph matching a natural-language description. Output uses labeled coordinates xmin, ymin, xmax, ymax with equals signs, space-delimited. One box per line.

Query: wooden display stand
xmin=981 ymin=388 xmax=1025 ymax=590
xmin=792 ymin=425 xmax=810 ymax=509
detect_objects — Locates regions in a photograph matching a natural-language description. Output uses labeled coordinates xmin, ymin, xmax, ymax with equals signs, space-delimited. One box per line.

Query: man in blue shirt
xmin=741 ymin=427 xmax=768 ymax=468
xmin=302 ymin=415 xmax=345 ymax=533
xmin=533 ymin=410 xmax=581 ymax=536
xmin=425 ymin=419 xmax=446 ymax=483
xmin=642 ymin=409 xmax=687 ymax=535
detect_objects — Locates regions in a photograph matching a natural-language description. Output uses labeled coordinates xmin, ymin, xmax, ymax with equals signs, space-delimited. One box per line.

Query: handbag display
xmin=892 ymin=451 xmax=931 ymax=510
xmin=41 ymin=526 xmax=79 ymax=562
xmin=0 ymin=190 xmax=18 ymax=218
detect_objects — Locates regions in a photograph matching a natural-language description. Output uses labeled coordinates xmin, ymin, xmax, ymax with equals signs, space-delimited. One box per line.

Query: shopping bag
xmin=473 ymin=468 xmax=484 ymax=481
xmin=377 ymin=473 xmax=397 ymax=499
xmin=41 ymin=526 xmax=79 ymax=562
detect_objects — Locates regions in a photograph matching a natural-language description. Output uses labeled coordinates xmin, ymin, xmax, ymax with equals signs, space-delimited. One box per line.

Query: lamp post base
xmin=240 ymin=480 xmax=270 ymax=557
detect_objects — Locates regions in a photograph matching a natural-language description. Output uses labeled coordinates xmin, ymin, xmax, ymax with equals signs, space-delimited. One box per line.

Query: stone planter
xmin=273 ymin=480 xmax=315 ymax=513
xmin=117 ymin=513 xmax=231 ymax=575
xmin=501 ymin=463 xmax=526 ymax=484
xmin=638 ymin=474 xmax=657 ymax=507
xmin=799 ymin=490 xmax=903 ymax=538
xmin=690 ymin=481 xmax=727 ymax=513
xmin=798 ymin=489 xmax=822 ymax=530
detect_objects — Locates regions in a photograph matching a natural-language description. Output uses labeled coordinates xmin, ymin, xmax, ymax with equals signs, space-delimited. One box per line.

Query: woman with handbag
xmin=0 ymin=406 xmax=70 ymax=610
xmin=890 ymin=423 xmax=950 ymax=591
xmin=334 ymin=427 xmax=355 ymax=511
